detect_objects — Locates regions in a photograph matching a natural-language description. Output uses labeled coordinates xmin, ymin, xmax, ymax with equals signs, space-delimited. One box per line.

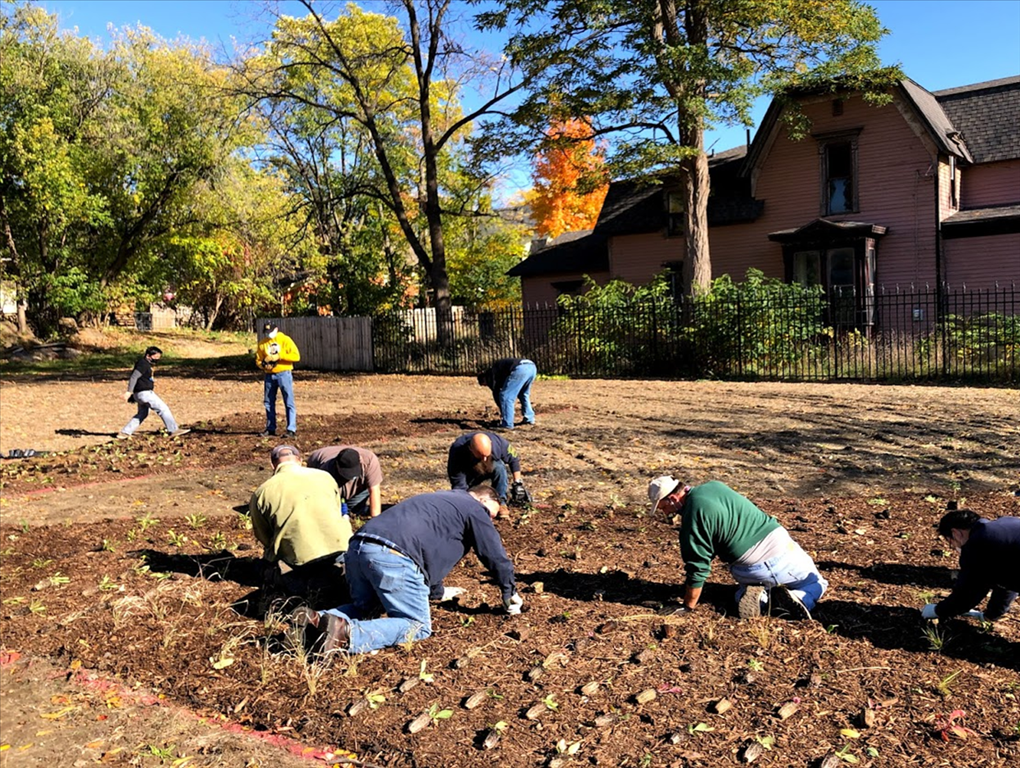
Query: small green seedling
xmin=428 ymin=704 xmax=453 ymax=723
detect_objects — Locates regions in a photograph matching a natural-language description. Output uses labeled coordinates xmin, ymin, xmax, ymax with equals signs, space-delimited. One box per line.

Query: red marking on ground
xmin=66 ymin=663 xmax=342 ymax=762
xmin=0 ymin=650 xmax=23 ymax=667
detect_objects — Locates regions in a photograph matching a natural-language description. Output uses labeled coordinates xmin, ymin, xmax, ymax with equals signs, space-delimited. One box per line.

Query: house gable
xmin=509 ymin=75 xmax=1020 ymax=303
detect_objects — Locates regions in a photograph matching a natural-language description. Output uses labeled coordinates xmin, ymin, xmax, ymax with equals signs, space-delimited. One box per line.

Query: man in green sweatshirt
xmin=649 ymin=476 xmax=827 ymax=620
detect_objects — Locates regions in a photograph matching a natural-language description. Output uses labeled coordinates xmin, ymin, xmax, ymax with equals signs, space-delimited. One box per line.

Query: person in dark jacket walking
xmin=477 ymin=357 xmax=537 ymax=429
xmin=922 ymin=510 xmax=1019 ymax=623
xmin=447 ymin=431 xmax=532 ymax=511
xmin=117 ymin=346 xmax=189 ymax=439
xmin=292 ymin=487 xmax=522 ymax=655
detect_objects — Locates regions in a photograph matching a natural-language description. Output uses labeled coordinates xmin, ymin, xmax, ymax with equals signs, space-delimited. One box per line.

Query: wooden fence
xmin=258 ymin=316 xmax=373 ymax=372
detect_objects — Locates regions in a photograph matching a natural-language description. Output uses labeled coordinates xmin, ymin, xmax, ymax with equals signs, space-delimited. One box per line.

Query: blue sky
xmin=36 ymin=0 xmax=1020 ymax=181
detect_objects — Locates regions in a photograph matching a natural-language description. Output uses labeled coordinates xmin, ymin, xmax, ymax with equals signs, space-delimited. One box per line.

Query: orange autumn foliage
xmin=529 ymin=119 xmax=608 ymax=239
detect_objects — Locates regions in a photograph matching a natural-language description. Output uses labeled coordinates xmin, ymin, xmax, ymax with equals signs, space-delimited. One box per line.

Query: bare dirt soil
xmin=1 ymin=346 xmax=1019 ymax=768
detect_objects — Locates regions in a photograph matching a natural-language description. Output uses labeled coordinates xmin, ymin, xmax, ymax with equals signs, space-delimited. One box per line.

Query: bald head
xmin=469 ymin=432 xmax=492 ymax=460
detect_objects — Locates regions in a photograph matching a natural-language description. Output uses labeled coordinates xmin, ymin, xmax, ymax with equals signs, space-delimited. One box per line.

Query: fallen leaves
xmin=39 ymin=705 xmax=77 ymax=720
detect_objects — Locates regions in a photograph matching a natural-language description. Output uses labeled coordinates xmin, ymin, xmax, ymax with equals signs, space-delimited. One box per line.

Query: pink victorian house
xmin=509 ymin=76 xmax=1020 ymax=321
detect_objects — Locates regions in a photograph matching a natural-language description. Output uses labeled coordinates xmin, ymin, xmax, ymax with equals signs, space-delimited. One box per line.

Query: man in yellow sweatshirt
xmin=256 ymin=322 xmax=301 ymax=437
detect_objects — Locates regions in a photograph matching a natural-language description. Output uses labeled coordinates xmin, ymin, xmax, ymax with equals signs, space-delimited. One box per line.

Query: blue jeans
xmin=347 ymin=488 xmax=370 ymax=517
xmin=122 ymin=390 xmax=179 ymax=435
xmin=729 ymin=532 xmax=828 ymax=611
xmin=264 ymin=370 xmax=297 ymax=433
xmin=323 ymin=538 xmax=431 ymax=654
xmin=497 ymin=360 xmax=536 ymax=428
xmin=467 ymin=459 xmax=509 ymax=503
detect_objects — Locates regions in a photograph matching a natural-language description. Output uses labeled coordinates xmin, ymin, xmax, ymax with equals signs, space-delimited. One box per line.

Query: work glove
xmin=921 ymin=603 xmax=939 ymax=620
xmin=658 ymin=604 xmax=692 ymax=616
xmin=504 ymin=591 xmax=524 ymax=615
xmin=509 ymin=481 xmax=532 ymax=507
xmin=439 ymin=586 xmax=466 ymax=602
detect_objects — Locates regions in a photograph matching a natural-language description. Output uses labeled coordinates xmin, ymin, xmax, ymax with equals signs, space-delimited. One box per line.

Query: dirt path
xmin=2 ymin=374 xmax=1017 ymax=519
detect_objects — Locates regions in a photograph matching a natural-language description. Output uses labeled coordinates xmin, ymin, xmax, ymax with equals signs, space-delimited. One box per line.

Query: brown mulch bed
xmin=3 ymin=491 xmax=1018 ymax=767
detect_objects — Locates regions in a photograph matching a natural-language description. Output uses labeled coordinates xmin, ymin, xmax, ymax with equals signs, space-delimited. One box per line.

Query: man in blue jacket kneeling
xmin=292 ymin=485 xmax=522 ymax=655
xmin=922 ymin=509 xmax=1019 ymax=623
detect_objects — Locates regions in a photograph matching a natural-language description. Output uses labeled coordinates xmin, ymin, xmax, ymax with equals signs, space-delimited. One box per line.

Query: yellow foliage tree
xmin=528 ymin=119 xmax=608 ymax=239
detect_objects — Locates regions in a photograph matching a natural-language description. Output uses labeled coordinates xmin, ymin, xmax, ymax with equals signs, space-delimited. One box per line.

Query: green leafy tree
xmin=1 ymin=5 xmax=259 ymax=334
xmin=161 ymin=161 xmax=311 ymax=329
xmin=479 ymin=0 xmax=898 ymax=297
xmin=251 ymin=27 xmax=415 ymax=317
xmin=446 ymin=210 xmax=526 ymax=309
xmin=242 ymin=1 xmax=532 ymax=338
xmin=0 ymin=4 xmax=112 ymax=332
xmin=89 ymin=26 xmax=248 ymax=289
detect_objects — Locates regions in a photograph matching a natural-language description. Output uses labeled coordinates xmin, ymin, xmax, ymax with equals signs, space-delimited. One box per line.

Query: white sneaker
xmin=116 ymin=432 xmax=131 ymax=440
xmin=169 ymin=428 xmax=191 ymax=438
xmin=738 ymin=585 xmax=765 ymax=619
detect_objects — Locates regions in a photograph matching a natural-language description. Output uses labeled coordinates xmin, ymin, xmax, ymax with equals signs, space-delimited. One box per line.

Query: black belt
xmin=354 ymin=535 xmax=409 ymax=559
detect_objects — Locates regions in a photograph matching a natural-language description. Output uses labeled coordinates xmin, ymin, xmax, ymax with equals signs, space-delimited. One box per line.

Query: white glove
xmin=921 ymin=603 xmax=939 ymax=620
xmin=504 ymin=592 xmax=523 ymax=615
xmin=966 ymin=609 xmax=985 ymax=620
xmin=440 ymin=587 xmax=466 ymax=602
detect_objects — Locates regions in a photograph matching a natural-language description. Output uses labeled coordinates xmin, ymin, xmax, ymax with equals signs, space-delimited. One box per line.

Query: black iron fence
xmin=371 ymin=285 xmax=1019 ymax=384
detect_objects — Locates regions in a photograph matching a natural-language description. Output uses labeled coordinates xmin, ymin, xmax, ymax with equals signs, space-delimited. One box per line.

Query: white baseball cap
xmin=648 ymin=475 xmax=682 ymax=514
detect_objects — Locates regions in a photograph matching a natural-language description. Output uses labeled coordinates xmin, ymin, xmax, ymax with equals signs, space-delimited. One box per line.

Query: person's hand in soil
xmin=436 ymin=587 xmax=465 ymax=602
xmin=504 ymin=591 xmax=523 ymax=615
xmin=510 ymin=481 xmax=532 ymax=507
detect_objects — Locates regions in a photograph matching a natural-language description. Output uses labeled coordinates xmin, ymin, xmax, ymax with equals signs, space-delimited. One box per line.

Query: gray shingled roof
xmin=934 ymin=76 xmax=1020 ymax=164
xmin=899 ymin=78 xmax=973 ymax=163
xmin=507 ymin=231 xmax=609 ymax=278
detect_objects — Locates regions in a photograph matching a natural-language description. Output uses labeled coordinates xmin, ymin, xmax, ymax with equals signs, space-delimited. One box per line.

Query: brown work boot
xmin=286 ymin=606 xmax=322 ymax=653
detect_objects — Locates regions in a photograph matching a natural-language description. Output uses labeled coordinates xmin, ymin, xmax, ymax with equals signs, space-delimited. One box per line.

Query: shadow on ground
xmin=817 ymin=560 xmax=956 ymax=589
xmin=816 ymin=600 xmax=1019 ymax=671
xmin=517 ymin=568 xmax=734 ymax=615
xmin=135 ymin=548 xmax=265 ymax=586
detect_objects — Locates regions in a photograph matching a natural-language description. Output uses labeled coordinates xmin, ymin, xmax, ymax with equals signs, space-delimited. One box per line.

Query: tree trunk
xmin=423 ymin=182 xmax=454 ymax=344
xmin=16 ymin=297 xmax=28 ymax=335
xmin=204 ymin=294 xmax=223 ymax=331
xmin=654 ymin=0 xmax=712 ymax=298
xmin=679 ymin=0 xmax=712 ymax=297
xmin=410 ymin=0 xmax=455 ymax=346
xmin=680 ymin=147 xmax=712 ymax=296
